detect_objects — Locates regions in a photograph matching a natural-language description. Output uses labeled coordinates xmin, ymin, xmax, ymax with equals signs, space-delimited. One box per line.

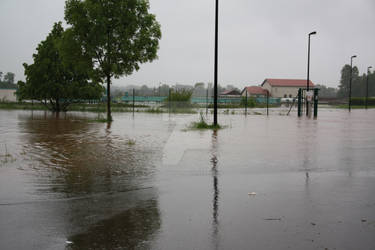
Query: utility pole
xmin=306 ymin=31 xmax=316 ymax=116
xmin=366 ymin=66 xmax=372 ymax=109
xmin=213 ymin=0 xmax=219 ymax=126
xmin=349 ymin=55 xmax=357 ymax=112
xmin=245 ymin=89 xmax=248 ymax=115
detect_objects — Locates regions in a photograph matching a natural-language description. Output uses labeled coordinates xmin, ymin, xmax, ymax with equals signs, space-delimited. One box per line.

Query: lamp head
xmin=351 ymin=55 xmax=357 ymax=59
xmin=309 ymin=31 xmax=317 ymax=36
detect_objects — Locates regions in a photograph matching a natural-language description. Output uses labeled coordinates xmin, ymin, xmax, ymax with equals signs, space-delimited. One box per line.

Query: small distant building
xmin=219 ymin=89 xmax=241 ymax=97
xmin=261 ymin=78 xmax=315 ymax=98
xmin=241 ymin=86 xmax=269 ymax=97
xmin=0 ymin=88 xmax=17 ymax=102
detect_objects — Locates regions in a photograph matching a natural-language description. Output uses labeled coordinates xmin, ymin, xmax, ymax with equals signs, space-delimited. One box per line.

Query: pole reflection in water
xmin=210 ymin=130 xmax=219 ymax=249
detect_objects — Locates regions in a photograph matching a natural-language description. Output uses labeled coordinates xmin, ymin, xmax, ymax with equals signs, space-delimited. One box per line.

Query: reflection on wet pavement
xmin=1 ymin=109 xmax=375 ymax=250
xmin=67 ymin=199 xmax=161 ymax=250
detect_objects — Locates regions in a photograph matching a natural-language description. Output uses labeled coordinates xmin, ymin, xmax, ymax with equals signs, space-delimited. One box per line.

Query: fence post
xmin=245 ymin=90 xmax=248 ymax=115
xmin=169 ymin=88 xmax=171 ymax=113
xmin=298 ymin=88 xmax=302 ymax=117
xmin=314 ymin=88 xmax=319 ymax=118
xmin=267 ymin=91 xmax=269 ymax=116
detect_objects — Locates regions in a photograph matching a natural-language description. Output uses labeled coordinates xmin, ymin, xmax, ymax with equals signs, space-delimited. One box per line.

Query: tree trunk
xmin=56 ymin=98 xmax=60 ymax=113
xmin=106 ymin=74 xmax=112 ymax=121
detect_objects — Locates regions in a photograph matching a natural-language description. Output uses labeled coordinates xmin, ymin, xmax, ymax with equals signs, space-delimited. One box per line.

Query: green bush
xmin=241 ymin=96 xmax=256 ymax=108
xmin=165 ymin=89 xmax=193 ymax=108
xmin=191 ymin=113 xmax=221 ymax=130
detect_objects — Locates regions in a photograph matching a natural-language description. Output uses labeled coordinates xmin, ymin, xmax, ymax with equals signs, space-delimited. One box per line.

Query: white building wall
xmin=262 ymin=82 xmax=301 ymax=98
xmin=272 ymin=87 xmax=300 ymax=98
xmin=0 ymin=89 xmax=17 ymax=102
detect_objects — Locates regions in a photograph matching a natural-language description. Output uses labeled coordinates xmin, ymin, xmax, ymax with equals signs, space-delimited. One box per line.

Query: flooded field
xmin=0 ymin=109 xmax=375 ymax=250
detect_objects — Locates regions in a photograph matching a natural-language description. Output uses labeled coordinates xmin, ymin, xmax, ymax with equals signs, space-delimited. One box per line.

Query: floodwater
xmin=0 ymin=109 xmax=374 ymax=250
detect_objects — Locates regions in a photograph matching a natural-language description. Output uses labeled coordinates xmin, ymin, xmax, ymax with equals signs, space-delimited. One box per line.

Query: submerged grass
xmin=0 ymin=144 xmax=15 ymax=165
xmin=127 ymin=139 xmax=136 ymax=146
xmin=189 ymin=113 xmax=222 ymax=130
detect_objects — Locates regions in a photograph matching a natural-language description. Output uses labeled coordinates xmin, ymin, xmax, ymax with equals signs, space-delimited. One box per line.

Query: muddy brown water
xmin=0 ymin=109 xmax=374 ymax=250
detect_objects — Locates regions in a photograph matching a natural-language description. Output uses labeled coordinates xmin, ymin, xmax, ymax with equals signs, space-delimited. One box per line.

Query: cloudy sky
xmin=0 ymin=0 xmax=374 ymax=88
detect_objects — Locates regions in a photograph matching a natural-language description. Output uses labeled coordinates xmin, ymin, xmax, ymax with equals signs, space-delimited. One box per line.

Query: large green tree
xmin=64 ymin=0 xmax=161 ymax=121
xmin=18 ymin=22 xmax=104 ymax=112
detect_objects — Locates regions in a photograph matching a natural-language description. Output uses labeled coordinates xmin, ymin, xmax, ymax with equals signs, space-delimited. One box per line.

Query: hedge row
xmin=351 ymin=97 xmax=375 ymax=105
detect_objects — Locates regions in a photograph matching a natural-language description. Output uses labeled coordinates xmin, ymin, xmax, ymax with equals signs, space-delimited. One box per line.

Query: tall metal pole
xmin=349 ymin=55 xmax=357 ymax=112
xmin=206 ymin=86 xmax=209 ymax=115
xmin=213 ymin=0 xmax=219 ymax=126
xmin=306 ymin=31 xmax=316 ymax=116
xmin=298 ymin=88 xmax=302 ymax=117
xmin=366 ymin=66 xmax=372 ymax=110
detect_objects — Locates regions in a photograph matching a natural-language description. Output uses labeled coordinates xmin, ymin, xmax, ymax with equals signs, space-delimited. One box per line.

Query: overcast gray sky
xmin=0 ymin=0 xmax=374 ymax=88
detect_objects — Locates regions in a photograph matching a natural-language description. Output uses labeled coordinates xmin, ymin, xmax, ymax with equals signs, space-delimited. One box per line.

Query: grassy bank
xmin=0 ymin=102 xmax=47 ymax=110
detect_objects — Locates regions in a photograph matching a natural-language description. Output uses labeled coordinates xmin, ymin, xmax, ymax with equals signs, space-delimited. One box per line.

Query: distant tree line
xmin=0 ymin=71 xmax=17 ymax=89
xmin=337 ymin=65 xmax=375 ymax=98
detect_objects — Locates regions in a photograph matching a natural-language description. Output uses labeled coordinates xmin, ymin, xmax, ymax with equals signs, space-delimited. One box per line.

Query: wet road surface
xmin=0 ymin=109 xmax=374 ymax=249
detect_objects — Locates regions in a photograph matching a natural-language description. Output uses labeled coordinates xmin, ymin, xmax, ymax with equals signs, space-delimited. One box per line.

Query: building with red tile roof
xmin=261 ymin=79 xmax=315 ymax=98
xmin=241 ymin=86 xmax=269 ymax=97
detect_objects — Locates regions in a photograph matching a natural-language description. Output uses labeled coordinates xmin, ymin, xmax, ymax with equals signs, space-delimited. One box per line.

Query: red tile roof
xmin=220 ymin=89 xmax=241 ymax=95
xmin=262 ymin=79 xmax=314 ymax=87
xmin=243 ymin=86 xmax=268 ymax=95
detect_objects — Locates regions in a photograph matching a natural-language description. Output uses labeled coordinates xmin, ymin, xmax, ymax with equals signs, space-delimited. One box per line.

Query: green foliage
xmin=166 ymin=89 xmax=193 ymax=108
xmin=0 ymin=82 xmax=17 ymax=89
xmin=337 ymin=64 xmax=375 ymax=98
xmin=0 ymin=71 xmax=17 ymax=89
xmin=18 ymin=22 xmax=104 ymax=112
xmin=315 ymin=84 xmax=337 ymax=98
xmin=64 ymin=0 xmax=162 ymax=120
xmin=2 ymin=72 xmax=15 ymax=84
xmin=241 ymin=96 xmax=256 ymax=107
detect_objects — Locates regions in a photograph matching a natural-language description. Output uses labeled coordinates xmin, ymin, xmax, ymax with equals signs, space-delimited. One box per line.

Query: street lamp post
xmin=349 ymin=55 xmax=357 ymax=112
xmin=306 ymin=31 xmax=317 ymax=116
xmin=366 ymin=66 xmax=372 ymax=109
xmin=213 ymin=0 xmax=219 ymax=126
